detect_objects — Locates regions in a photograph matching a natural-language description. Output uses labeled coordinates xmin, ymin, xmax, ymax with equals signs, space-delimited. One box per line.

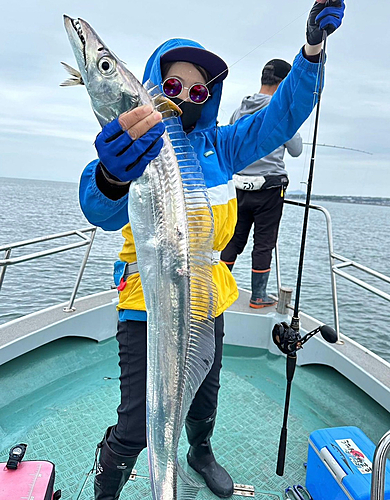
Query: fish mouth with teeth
xmin=63 ymin=15 xmax=87 ymax=66
xmin=72 ymin=18 xmax=85 ymax=45
xmin=71 ymin=18 xmax=87 ymax=65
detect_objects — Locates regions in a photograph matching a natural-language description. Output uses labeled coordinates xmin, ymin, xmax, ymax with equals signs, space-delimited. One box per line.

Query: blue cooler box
xmin=306 ymin=426 xmax=390 ymax=500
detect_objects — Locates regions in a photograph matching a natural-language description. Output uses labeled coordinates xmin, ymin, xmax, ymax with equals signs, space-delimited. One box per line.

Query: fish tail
xmin=177 ymin=460 xmax=204 ymax=500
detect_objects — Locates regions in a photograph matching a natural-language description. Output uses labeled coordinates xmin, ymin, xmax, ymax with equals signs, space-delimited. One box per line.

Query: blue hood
xmin=142 ymin=38 xmax=224 ymax=132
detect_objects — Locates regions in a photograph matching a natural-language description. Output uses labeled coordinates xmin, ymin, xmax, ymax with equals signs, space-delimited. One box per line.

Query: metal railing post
xmin=0 ymin=249 xmax=11 ymax=294
xmin=371 ymin=429 xmax=390 ymax=500
xmin=284 ymin=200 xmax=343 ymax=344
xmin=63 ymin=227 xmax=97 ymax=313
xmin=321 ymin=208 xmax=341 ymax=342
xmin=274 ymin=241 xmax=281 ymax=298
xmin=284 ymin=199 xmax=341 ymax=341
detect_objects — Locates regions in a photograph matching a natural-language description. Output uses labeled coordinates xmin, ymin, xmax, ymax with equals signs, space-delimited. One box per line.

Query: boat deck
xmin=0 ymin=335 xmax=389 ymax=499
xmin=1 ymin=287 xmax=390 ymax=416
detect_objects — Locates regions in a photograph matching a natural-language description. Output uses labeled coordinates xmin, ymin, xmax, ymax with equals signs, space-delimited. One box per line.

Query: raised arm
xmin=218 ymin=51 xmax=320 ymax=173
xmin=218 ymin=0 xmax=345 ymax=174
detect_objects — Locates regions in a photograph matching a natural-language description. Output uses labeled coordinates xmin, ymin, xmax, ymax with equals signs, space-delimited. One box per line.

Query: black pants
xmin=107 ymin=315 xmax=225 ymax=456
xmin=221 ymin=187 xmax=284 ymax=271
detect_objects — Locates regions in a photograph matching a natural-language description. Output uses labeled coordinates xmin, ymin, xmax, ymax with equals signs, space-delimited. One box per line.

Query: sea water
xmin=0 ymin=177 xmax=389 ymax=362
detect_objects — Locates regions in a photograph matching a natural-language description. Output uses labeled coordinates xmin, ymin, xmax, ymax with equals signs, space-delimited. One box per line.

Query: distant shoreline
xmin=1 ymin=177 xmax=390 ymax=207
xmin=287 ymin=193 xmax=390 ymax=207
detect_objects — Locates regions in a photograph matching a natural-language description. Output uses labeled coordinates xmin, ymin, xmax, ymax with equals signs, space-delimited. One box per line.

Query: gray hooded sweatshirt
xmin=230 ymin=93 xmax=302 ymax=178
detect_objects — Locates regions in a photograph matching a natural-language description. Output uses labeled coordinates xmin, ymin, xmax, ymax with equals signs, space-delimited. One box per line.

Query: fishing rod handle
xmin=286 ymin=353 xmax=297 ymax=381
xmin=276 ymin=426 xmax=287 ymax=476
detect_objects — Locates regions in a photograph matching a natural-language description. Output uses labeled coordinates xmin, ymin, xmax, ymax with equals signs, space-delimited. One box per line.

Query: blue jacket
xmin=79 ymin=38 xmax=321 ymax=320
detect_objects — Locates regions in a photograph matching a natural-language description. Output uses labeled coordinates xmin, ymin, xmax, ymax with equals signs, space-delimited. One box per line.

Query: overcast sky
xmin=1 ymin=0 xmax=389 ymax=196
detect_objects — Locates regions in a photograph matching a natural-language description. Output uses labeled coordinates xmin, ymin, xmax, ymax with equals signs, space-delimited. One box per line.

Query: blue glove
xmin=306 ymin=0 xmax=345 ymax=46
xmin=95 ymin=118 xmax=165 ymax=182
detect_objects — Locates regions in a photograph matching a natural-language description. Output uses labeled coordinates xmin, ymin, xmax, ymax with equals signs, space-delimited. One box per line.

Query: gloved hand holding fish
xmin=63 ymin=1 xmax=345 ymax=497
xmin=94 ymin=107 xmax=165 ymax=183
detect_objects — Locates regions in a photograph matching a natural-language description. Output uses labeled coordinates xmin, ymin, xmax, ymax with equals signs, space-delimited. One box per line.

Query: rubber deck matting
xmin=0 ymin=367 xmax=307 ymax=499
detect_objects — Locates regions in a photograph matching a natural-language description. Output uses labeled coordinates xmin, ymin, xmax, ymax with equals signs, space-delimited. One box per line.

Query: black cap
xmin=263 ymin=59 xmax=291 ymax=80
xmin=160 ymin=46 xmax=228 ymax=84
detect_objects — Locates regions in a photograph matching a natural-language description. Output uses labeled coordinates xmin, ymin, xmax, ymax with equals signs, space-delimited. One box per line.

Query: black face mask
xmin=171 ymin=98 xmax=204 ymax=133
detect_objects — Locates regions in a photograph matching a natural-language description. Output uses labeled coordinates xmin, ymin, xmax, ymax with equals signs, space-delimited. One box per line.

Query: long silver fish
xmin=63 ymin=16 xmax=217 ymax=499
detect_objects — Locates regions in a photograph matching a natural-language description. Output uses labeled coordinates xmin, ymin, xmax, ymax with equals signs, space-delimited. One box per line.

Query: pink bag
xmin=0 ymin=444 xmax=61 ymax=500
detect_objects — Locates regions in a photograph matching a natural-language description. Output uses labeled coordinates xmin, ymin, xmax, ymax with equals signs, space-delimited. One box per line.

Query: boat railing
xmin=275 ymin=199 xmax=390 ymax=341
xmin=0 ymin=226 xmax=97 ymax=313
xmin=371 ymin=429 xmax=390 ymax=500
xmin=1 ymin=202 xmax=390 ymax=338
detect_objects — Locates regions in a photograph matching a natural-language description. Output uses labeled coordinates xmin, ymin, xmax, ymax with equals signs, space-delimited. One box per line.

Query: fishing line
xmin=297 ymin=58 xmax=324 ymax=202
xmin=303 ymin=143 xmax=373 ymax=155
xmin=174 ymin=8 xmax=311 ymax=107
xmin=207 ymin=8 xmax=311 ymax=86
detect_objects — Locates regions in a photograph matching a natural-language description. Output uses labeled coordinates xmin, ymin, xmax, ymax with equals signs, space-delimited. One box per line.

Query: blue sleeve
xmin=79 ymin=159 xmax=129 ymax=231
xmin=218 ymin=49 xmax=321 ymax=174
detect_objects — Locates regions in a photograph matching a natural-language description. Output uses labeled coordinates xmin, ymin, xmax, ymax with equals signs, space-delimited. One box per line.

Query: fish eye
xmin=98 ymin=56 xmax=116 ymax=75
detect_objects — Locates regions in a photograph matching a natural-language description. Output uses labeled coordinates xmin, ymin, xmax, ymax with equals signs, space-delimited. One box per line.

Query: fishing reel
xmin=272 ymin=318 xmax=338 ymax=355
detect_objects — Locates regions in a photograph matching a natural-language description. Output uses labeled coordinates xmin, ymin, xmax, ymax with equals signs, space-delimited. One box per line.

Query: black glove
xmin=306 ymin=0 xmax=345 ymax=46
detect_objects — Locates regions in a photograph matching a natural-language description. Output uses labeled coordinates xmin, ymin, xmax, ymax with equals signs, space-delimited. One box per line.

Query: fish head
xmin=63 ymin=15 xmax=143 ymax=126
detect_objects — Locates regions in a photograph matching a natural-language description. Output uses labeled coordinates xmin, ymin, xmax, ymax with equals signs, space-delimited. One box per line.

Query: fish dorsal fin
xmin=60 ymin=62 xmax=84 ymax=86
xmin=144 ymin=80 xmax=182 ymax=116
xmin=131 ymin=80 xmax=217 ymax=500
xmin=148 ymin=85 xmax=218 ymax=419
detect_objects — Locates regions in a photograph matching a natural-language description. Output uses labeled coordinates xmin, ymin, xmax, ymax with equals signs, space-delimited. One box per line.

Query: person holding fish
xmin=74 ymin=1 xmax=345 ymax=498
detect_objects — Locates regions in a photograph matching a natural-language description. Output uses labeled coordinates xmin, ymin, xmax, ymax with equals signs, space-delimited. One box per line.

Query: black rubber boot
xmin=94 ymin=427 xmax=138 ymax=500
xmin=185 ymin=411 xmax=234 ymax=498
xmin=250 ymin=270 xmax=276 ymax=309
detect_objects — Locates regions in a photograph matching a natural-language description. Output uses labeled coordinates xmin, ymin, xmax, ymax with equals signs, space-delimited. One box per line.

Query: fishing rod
xmin=272 ymin=29 xmax=338 ymax=477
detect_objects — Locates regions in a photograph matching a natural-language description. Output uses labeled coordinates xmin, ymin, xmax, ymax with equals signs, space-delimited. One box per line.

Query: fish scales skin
xmin=63 ymin=17 xmax=217 ymax=500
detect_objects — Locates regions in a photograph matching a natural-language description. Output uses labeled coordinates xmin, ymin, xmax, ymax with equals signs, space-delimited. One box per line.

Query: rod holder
xmin=276 ymin=287 xmax=293 ymax=315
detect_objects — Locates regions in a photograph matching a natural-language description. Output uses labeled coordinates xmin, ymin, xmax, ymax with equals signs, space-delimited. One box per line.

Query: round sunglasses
xmin=162 ymin=77 xmax=210 ymax=104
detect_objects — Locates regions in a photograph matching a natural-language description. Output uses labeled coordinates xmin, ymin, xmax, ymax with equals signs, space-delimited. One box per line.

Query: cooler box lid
xmin=309 ymin=426 xmax=390 ymax=499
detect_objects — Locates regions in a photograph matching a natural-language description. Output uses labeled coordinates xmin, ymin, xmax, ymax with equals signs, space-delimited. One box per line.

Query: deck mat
xmin=0 ymin=366 xmax=307 ymax=499
xmin=2 ymin=337 xmax=389 ymax=500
